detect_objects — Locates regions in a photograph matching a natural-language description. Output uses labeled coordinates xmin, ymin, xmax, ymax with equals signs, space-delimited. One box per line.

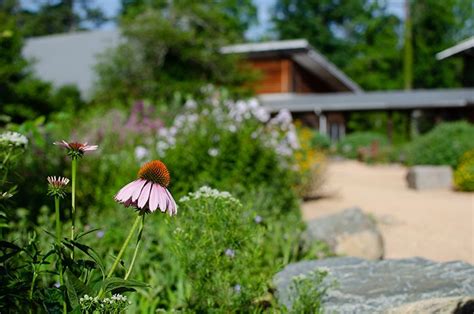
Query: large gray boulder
xmin=406 ymin=166 xmax=453 ymax=190
xmin=305 ymin=208 xmax=384 ymax=260
xmin=274 ymin=257 xmax=474 ymax=313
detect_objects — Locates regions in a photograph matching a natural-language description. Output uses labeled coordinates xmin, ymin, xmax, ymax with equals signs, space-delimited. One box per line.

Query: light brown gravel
xmin=302 ymin=160 xmax=474 ymax=263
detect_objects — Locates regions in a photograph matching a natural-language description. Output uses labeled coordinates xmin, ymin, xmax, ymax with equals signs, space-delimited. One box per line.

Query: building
xmin=24 ymin=31 xmax=474 ymax=141
xmin=223 ymin=40 xmax=474 ymax=141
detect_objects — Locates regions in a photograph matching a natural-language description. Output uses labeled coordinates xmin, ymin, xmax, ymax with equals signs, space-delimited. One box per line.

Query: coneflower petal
xmin=165 ymin=188 xmax=177 ymax=215
xmin=83 ymin=145 xmax=98 ymax=151
xmin=157 ymin=185 xmax=167 ymax=212
xmin=131 ymin=179 xmax=147 ymax=202
xmin=148 ymin=183 xmax=159 ymax=212
xmin=115 ymin=179 xmax=140 ymax=201
xmin=138 ymin=182 xmax=152 ymax=208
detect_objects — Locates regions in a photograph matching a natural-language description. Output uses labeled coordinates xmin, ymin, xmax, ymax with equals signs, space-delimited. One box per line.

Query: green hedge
xmin=405 ymin=121 xmax=474 ymax=168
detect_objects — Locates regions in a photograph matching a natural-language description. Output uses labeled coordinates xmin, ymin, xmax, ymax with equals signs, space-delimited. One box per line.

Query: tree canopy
xmin=1 ymin=0 xmax=107 ymax=37
xmin=94 ymin=1 xmax=258 ymax=102
xmin=272 ymin=0 xmax=473 ymax=90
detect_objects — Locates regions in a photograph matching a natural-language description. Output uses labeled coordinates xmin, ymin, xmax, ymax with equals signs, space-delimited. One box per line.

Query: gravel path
xmin=302 ymin=160 xmax=474 ymax=263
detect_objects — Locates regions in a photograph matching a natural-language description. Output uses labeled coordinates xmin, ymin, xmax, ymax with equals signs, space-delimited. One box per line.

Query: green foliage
xmin=347 ymin=111 xmax=410 ymax=145
xmin=286 ymin=270 xmax=329 ymax=314
xmin=94 ymin=2 xmax=258 ymax=103
xmin=273 ymin=0 xmax=471 ymax=89
xmin=0 ymin=13 xmax=85 ymax=123
xmin=411 ymin=0 xmax=470 ymax=88
xmin=1 ymin=94 xmax=329 ymax=312
xmin=311 ymin=132 xmax=331 ymax=150
xmin=3 ymin=0 xmax=106 ymax=37
xmin=273 ymin=0 xmax=403 ymax=90
xmin=454 ymin=149 xmax=474 ymax=191
xmin=404 ymin=121 xmax=474 ymax=168
xmin=337 ymin=132 xmax=388 ymax=159
xmin=174 ymin=187 xmax=265 ymax=311
xmin=120 ymin=0 xmax=257 ymax=38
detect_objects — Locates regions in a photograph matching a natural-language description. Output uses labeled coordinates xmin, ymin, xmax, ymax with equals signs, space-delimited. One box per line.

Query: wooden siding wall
xmin=249 ymin=58 xmax=293 ymax=94
xmin=248 ymin=57 xmax=336 ymax=94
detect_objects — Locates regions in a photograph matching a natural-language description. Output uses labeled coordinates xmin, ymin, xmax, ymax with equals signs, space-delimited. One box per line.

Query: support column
xmin=319 ymin=113 xmax=327 ymax=135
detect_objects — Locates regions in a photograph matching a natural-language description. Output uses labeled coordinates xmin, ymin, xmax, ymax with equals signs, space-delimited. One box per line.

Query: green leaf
xmin=102 ymin=277 xmax=148 ymax=293
xmin=65 ymin=270 xmax=93 ymax=309
xmin=68 ymin=240 xmax=106 ymax=279
xmin=0 ymin=240 xmax=21 ymax=263
xmin=75 ymin=228 xmax=101 ymax=240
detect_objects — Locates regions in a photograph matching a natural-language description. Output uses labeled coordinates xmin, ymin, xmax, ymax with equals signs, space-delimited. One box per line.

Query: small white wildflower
xmin=184 ymin=99 xmax=197 ymax=109
xmin=0 ymin=131 xmax=28 ymax=147
xmin=134 ymin=146 xmax=149 ymax=161
xmin=228 ymin=125 xmax=237 ymax=133
xmin=270 ymin=109 xmax=292 ymax=128
xmin=254 ymin=215 xmax=263 ymax=224
xmin=234 ymin=284 xmax=242 ymax=293
xmin=156 ymin=141 xmax=170 ymax=156
xmin=225 ymin=248 xmax=235 ymax=258
xmin=208 ymin=148 xmax=219 ymax=157
xmin=179 ymin=196 xmax=190 ymax=202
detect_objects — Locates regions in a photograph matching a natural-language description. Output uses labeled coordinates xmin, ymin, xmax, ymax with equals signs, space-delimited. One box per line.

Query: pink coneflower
xmin=115 ymin=160 xmax=177 ymax=215
xmin=47 ymin=176 xmax=70 ymax=198
xmin=54 ymin=140 xmax=98 ymax=158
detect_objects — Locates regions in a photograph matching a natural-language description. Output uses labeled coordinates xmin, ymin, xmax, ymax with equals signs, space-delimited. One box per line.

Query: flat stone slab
xmin=275 ymin=257 xmax=474 ymax=313
xmin=406 ymin=166 xmax=453 ymax=190
xmin=305 ymin=208 xmax=384 ymax=260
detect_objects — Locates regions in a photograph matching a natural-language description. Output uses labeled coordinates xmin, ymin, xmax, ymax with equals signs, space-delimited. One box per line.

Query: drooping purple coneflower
xmin=115 ymin=160 xmax=177 ymax=215
xmin=54 ymin=140 xmax=98 ymax=159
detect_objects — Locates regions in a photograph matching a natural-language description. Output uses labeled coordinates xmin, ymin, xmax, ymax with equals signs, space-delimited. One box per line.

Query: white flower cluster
xmin=79 ymin=294 xmax=131 ymax=312
xmin=155 ymin=87 xmax=300 ymax=162
xmin=0 ymin=131 xmax=28 ymax=147
xmin=266 ymin=109 xmax=300 ymax=157
xmin=156 ymin=92 xmax=271 ymax=155
xmin=179 ymin=186 xmax=238 ymax=203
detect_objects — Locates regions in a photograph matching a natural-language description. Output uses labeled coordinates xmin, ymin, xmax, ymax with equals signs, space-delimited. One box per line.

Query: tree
xmin=411 ymin=0 xmax=471 ymax=88
xmin=272 ymin=0 xmax=403 ymax=90
xmin=94 ymin=1 xmax=258 ymax=102
xmin=2 ymin=0 xmax=107 ymax=37
xmin=0 ymin=13 xmax=52 ymax=121
xmin=0 ymin=13 xmax=83 ymax=122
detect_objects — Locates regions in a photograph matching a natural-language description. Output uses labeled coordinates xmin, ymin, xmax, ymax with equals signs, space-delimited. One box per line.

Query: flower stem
xmin=29 ymin=270 xmax=38 ymax=302
xmin=71 ymin=157 xmax=77 ymax=258
xmin=54 ymin=197 xmax=67 ymax=314
xmin=98 ymin=214 xmax=142 ymax=298
xmin=124 ymin=215 xmax=145 ymax=280
xmin=55 ymin=197 xmax=61 ymax=244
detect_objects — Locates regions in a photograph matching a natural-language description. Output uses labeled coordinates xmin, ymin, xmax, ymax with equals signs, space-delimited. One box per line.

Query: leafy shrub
xmin=337 ymin=132 xmax=388 ymax=160
xmin=312 ymin=132 xmax=331 ymax=150
xmin=405 ymin=121 xmax=474 ymax=168
xmin=173 ymin=187 xmax=265 ymax=311
xmin=156 ymin=96 xmax=301 ymax=216
xmin=454 ymin=149 xmax=474 ymax=191
xmin=285 ymin=269 xmax=329 ymax=314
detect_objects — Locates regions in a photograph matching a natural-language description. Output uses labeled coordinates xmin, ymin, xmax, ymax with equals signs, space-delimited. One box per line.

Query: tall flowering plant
xmin=2 ymin=136 xmax=177 ymax=312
